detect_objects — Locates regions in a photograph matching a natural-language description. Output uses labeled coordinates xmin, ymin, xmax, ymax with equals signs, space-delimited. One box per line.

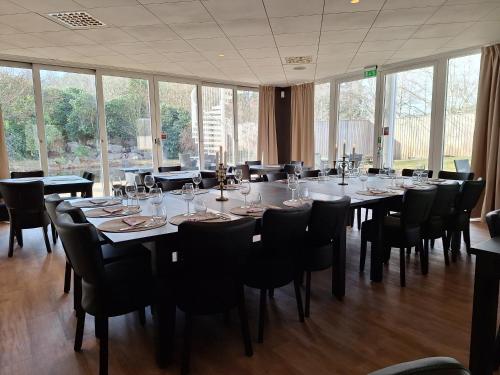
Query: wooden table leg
xmin=370 ymin=202 xmax=384 ymax=282
xmin=469 ymin=255 xmax=499 ymax=375
xmin=332 ymin=225 xmax=346 ymax=300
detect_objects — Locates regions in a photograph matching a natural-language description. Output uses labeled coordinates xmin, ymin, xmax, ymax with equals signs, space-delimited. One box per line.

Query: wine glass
xmin=288 ymin=174 xmax=298 ymax=201
xmin=234 ymin=168 xmax=243 ymax=183
xmin=125 ymin=183 xmax=136 ymax=208
xmin=300 ymin=186 xmax=310 ymax=201
xmin=239 ymin=179 xmax=251 ymax=207
xmin=412 ymin=170 xmax=420 ymax=184
xmin=136 ymin=186 xmax=146 ymax=199
xmin=111 ymin=173 xmax=122 ymax=196
xmin=192 ymin=172 xmax=202 ymax=191
xmin=250 ymin=193 xmax=262 ymax=208
xmin=359 ymin=169 xmax=368 ymax=191
xmin=152 ymin=204 xmax=167 ymax=224
xmin=149 ymin=187 xmax=163 ymax=209
xmin=181 ymin=183 xmax=195 ymax=215
xmin=193 ymin=198 xmax=207 ymax=214
xmin=420 ymin=171 xmax=429 ymax=184
xmin=294 ymin=163 xmax=303 ymax=179
xmin=144 ymin=175 xmax=155 ymax=191
xmin=114 ymin=189 xmax=124 ymax=205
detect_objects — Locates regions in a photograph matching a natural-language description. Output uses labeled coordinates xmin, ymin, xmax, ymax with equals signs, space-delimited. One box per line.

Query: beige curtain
xmin=471 ymin=44 xmax=500 ymax=218
xmin=0 ymin=106 xmax=9 ymax=179
xmin=257 ymin=86 xmax=278 ymax=164
xmin=291 ymin=83 xmax=314 ymax=167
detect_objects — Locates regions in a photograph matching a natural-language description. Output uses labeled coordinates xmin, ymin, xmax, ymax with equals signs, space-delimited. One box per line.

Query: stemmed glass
xmin=294 ymin=163 xmax=303 ymax=179
xmin=192 ymin=172 xmax=202 ymax=191
xmin=193 ymin=198 xmax=207 ymax=214
xmin=111 ymin=173 xmax=122 ymax=196
xmin=250 ymin=193 xmax=262 ymax=208
xmin=288 ymin=174 xmax=298 ymax=201
xmin=234 ymin=168 xmax=243 ymax=184
xmin=181 ymin=183 xmax=195 ymax=216
xmin=239 ymin=179 xmax=251 ymax=207
xmin=125 ymin=182 xmax=136 ymax=208
xmin=359 ymin=168 xmax=368 ymax=191
xmin=144 ymin=175 xmax=155 ymax=191
xmin=152 ymin=205 xmax=167 ymax=224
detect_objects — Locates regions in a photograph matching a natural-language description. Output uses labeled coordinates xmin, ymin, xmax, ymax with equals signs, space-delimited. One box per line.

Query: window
xmin=103 ymin=76 xmax=153 ymax=178
xmin=158 ymin=81 xmax=199 ymax=170
xmin=314 ymin=82 xmax=330 ymax=168
xmin=337 ymin=78 xmax=376 ymax=167
xmin=382 ymin=66 xmax=434 ymax=169
xmin=40 ymin=70 xmax=103 ymax=194
xmin=201 ymin=86 xmax=234 ymax=169
xmin=236 ymin=89 xmax=258 ymax=164
xmin=0 ymin=66 xmax=40 ymax=172
xmin=443 ymin=54 xmax=481 ymax=171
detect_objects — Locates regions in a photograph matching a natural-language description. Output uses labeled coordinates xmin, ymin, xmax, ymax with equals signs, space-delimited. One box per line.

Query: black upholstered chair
xmin=81 ymin=171 xmax=95 ymax=198
xmin=174 ymin=218 xmax=256 ymax=374
xmin=158 ymin=179 xmax=193 ymax=192
xmin=55 ymin=213 xmax=152 ymax=375
xmin=244 ymin=207 xmax=311 ymax=342
xmin=422 ymin=183 xmax=460 ymax=265
xmin=301 ymin=169 xmax=320 ymax=178
xmin=265 ymin=172 xmax=287 ymax=182
xmin=368 ymin=357 xmax=470 ymax=375
xmin=486 ymin=209 xmax=500 ymax=237
xmin=10 ymin=170 xmax=44 ymax=178
xmin=360 ymin=187 xmax=437 ymax=286
xmin=136 ymin=171 xmax=151 ymax=186
xmin=45 ymin=194 xmax=63 ymax=244
xmin=302 ymin=197 xmax=351 ymax=317
xmin=200 ymin=170 xmax=216 ymax=179
xmin=158 ymin=165 xmax=181 ymax=172
xmin=446 ymin=179 xmax=486 ymax=256
xmin=236 ymin=164 xmax=251 ymax=180
xmin=283 ymin=164 xmax=296 ymax=175
xmin=200 ymin=177 xmax=218 ymax=189
xmin=0 ymin=191 xmax=8 ymax=221
xmin=245 ymin=160 xmax=261 ymax=166
xmin=438 ymin=171 xmax=474 ymax=181
xmin=402 ymin=169 xmax=434 ymax=178
xmin=0 ymin=180 xmax=51 ymax=257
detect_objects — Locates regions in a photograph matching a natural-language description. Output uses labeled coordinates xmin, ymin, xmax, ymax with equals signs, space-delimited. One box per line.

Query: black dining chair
xmin=10 ymin=170 xmax=44 ymax=178
xmin=301 ymin=169 xmax=320 ymax=178
xmin=402 ymin=169 xmax=434 ymax=178
xmin=265 ymin=172 xmax=287 ymax=182
xmin=368 ymin=357 xmax=470 ymax=375
xmin=0 ymin=180 xmax=51 ymax=257
xmin=283 ymin=164 xmax=296 ymax=174
xmin=236 ymin=164 xmax=251 ymax=180
xmin=200 ymin=178 xmax=218 ymax=189
xmin=159 ymin=179 xmax=193 ymax=192
xmin=360 ymin=187 xmax=437 ymax=286
xmin=136 ymin=171 xmax=151 ymax=186
xmin=290 ymin=160 xmax=304 ymax=166
xmin=45 ymin=193 xmax=63 ymax=244
xmin=55 ymin=213 xmax=152 ymax=375
xmin=438 ymin=171 xmax=474 ymax=181
xmin=0 ymin=191 xmax=8 ymax=221
xmin=446 ymin=179 xmax=486 ymax=256
xmin=200 ymin=170 xmax=216 ymax=179
xmin=174 ymin=218 xmax=256 ymax=374
xmin=301 ymin=197 xmax=351 ymax=317
xmin=244 ymin=207 xmax=311 ymax=342
xmin=158 ymin=165 xmax=181 ymax=172
xmin=245 ymin=160 xmax=261 ymax=166
xmin=421 ymin=183 xmax=460 ymax=265
xmin=368 ymin=168 xmax=395 ymax=174
xmin=81 ymin=171 xmax=95 ymax=197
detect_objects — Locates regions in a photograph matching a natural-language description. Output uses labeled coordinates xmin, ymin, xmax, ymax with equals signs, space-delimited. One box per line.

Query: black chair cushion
xmin=368 ymin=357 xmax=470 ymax=375
xmin=486 ymin=209 xmax=500 ymax=237
xmin=302 ymin=242 xmax=332 ymax=272
xmin=101 ymin=244 xmax=150 ymax=264
xmin=422 ymin=215 xmax=446 ymax=240
xmin=363 ymin=216 xmax=421 ymax=248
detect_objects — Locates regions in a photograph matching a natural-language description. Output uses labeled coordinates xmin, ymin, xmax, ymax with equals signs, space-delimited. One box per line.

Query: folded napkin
xmin=90 ymin=199 xmax=108 ymax=204
xmin=103 ymin=207 xmax=123 ymax=214
xmin=186 ymin=212 xmax=220 ymax=222
xmin=247 ymin=207 xmax=264 ymax=214
xmin=122 ymin=217 xmax=147 ymax=227
xmin=368 ymin=189 xmax=389 ymax=195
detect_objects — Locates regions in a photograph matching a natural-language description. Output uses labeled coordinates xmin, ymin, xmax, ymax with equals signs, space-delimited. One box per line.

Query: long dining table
xmin=81 ymin=174 xmax=431 ymax=367
xmin=0 ymin=175 xmax=93 ymax=196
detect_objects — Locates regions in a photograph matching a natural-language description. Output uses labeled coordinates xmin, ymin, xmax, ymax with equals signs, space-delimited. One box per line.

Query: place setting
xmin=70 ymin=198 xmax=122 ymax=208
xmin=229 ymin=193 xmax=281 ymax=217
xmin=84 ymin=205 xmax=141 ymax=218
xmin=97 ymin=215 xmax=167 ymax=233
xmin=283 ymin=178 xmax=313 ymax=207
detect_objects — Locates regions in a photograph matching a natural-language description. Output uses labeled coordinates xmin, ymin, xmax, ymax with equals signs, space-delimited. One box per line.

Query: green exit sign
xmin=364 ymin=66 xmax=377 ymax=78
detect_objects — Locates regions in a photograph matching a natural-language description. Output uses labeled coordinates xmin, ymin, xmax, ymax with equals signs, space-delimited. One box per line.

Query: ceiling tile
xmin=0 ymin=0 xmax=29 ymax=14
xmin=446 ymin=21 xmax=500 ymax=47
xmin=321 ymin=29 xmax=368 ymax=43
xmin=220 ymin=18 xmax=272 ymax=36
xmin=230 ymin=35 xmax=276 ymax=49
xmin=318 ymin=42 xmax=360 ymax=55
xmin=374 ymin=7 xmax=438 ymax=27
xmin=278 ymin=45 xmax=318 ymax=57
xmin=316 ymin=54 xmax=354 ymax=64
xmin=426 ymin=3 xmax=498 ymax=23
xmin=29 ymin=46 xmax=83 ymax=59
xmin=263 ymin=0 xmax=324 ymax=17
xmin=275 ymin=32 xmax=319 ymax=47
xmin=201 ymin=0 xmax=267 ymax=22
xmin=383 ymin=0 xmax=445 ymax=9
xmin=204 ymin=53 xmax=245 ymax=64
xmin=270 ymin=15 xmax=322 ymax=34
xmin=325 ymin=0 xmax=385 ymax=13
xmin=0 ymin=13 xmax=66 ymax=32
xmin=401 ymin=37 xmax=452 ymax=50
xmin=10 ymin=0 xmax=82 ymax=13
xmin=413 ymin=22 xmax=473 ymax=38
xmin=350 ymin=50 xmax=394 ymax=68
xmin=148 ymin=39 xmax=195 ymax=53
xmin=121 ymin=25 xmax=179 ymax=42
xmin=141 ymin=62 xmax=191 ymax=76
xmin=246 ymin=57 xmax=282 ymax=66
xmin=0 ymin=23 xmax=19 ymax=34
xmin=481 ymin=5 xmax=500 ymax=21
xmin=109 ymin=42 xmax=152 ymax=55
xmin=359 ymin=39 xmax=406 ymax=52
xmin=36 ymin=30 xmax=95 ymax=46
xmin=188 ymin=37 xmax=234 ymax=51
xmin=76 ymin=27 xmax=138 ymax=44
xmin=88 ymin=6 xmax=160 ymax=27
xmin=67 ymin=44 xmax=119 ymax=57
xmin=145 ymin=1 xmax=211 ymax=24
xmin=75 ymin=0 xmax=138 ymax=8
xmin=364 ymin=26 xmax=419 ymax=41
xmin=322 ymin=11 xmax=378 ymax=31
xmin=239 ymin=47 xmax=280 ymax=59
xmin=170 ymin=22 xmax=224 ymax=39
xmin=389 ymin=48 xmax=436 ymax=62
xmin=0 ymin=33 xmax=56 ymax=48
xmin=162 ymin=51 xmax=206 ymax=63
xmin=129 ymin=52 xmax=167 ymax=63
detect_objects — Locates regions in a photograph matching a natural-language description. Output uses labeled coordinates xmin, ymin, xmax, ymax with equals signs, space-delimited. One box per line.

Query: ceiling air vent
xmin=284 ymin=56 xmax=313 ymax=64
xmin=47 ymin=11 xmax=106 ymax=29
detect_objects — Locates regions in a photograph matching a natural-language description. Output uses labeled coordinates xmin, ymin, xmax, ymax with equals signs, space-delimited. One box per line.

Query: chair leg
xmin=430 ymin=239 xmax=435 ymax=249
xmin=98 ymin=317 xmax=108 ymax=375
xmin=419 ymin=240 xmax=428 ymax=275
xmin=15 ymin=228 xmax=23 ymax=247
xmin=356 ymin=207 xmax=361 ymax=229
xmin=442 ymin=233 xmax=450 ymax=266
xmin=74 ymin=310 xmax=85 ymax=352
xmin=8 ymin=224 xmax=15 ymax=257
xmin=399 ymin=247 xmax=406 ymax=287
xmin=181 ymin=313 xmax=192 ymax=375
xmin=64 ymin=261 xmax=72 ymax=293
xmin=305 ymin=271 xmax=311 ymax=318
xmin=406 ymin=247 xmax=411 ymax=255
xmin=51 ymin=223 xmax=57 ymax=244
xmin=73 ymin=274 xmax=82 ymax=313
xmin=463 ymin=223 xmax=471 ymax=255
xmin=365 ymin=208 xmax=369 ymax=221
xmin=268 ymin=289 xmax=274 ymax=298
xmin=237 ymin=288 xmax=253 ymax=357
xmin=138 ymin=308 xmax=146 ymax=326
xmin=494 ymin=327 xmax=500 ymax=370
xmin=360 ymin=234 xmax=367 ymax=273
xmin=293 ymin=278 xmax=305 ymax=323
xmin=42 ymin=226 xmax=51 ymax=253
xmin=257 ymin=289 xmax=266 ymax=343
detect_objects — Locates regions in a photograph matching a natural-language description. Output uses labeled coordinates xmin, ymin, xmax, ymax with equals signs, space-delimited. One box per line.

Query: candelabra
xmin=215 ymin=162 xmax=229 ymax=201
xmin=338 ymin=156 xmax=349 ymax=186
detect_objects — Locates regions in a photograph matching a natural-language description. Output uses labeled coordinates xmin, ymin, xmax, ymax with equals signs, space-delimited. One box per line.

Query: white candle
xmin=216 ymin=151 xmax=219 ymax=165
xmin=224 ymin=151 xmax=227 ymax=166
xmin=352 ymin=144 xmax=356 ymax=156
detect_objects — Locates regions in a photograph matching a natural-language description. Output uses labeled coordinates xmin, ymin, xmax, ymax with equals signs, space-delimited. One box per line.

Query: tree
xmin=160 ymin=104 xmax=193 ymax=159
xmin=105 ymin=97 xmax=137 ymax=144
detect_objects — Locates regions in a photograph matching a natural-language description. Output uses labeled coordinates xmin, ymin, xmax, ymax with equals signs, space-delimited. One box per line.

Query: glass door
xmin=236 ymin=89 xmax=259 ymax=164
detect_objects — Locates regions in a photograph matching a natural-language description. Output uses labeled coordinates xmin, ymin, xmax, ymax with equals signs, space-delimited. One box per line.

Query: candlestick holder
xmin=215 ymin=162 xmax=228 ymax=201
xmin=338 ymin=156 xmax=349 ymax=186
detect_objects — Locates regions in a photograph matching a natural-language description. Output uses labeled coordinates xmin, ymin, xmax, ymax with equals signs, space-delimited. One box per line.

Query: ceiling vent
xmin=47 ymin=11 xmax=106 ymax=29
xmin=284 ymin=56 xmax=313 ymax=65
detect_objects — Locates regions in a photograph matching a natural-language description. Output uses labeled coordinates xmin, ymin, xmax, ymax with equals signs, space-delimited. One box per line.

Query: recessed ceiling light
xmin=293 ymin=66 xmax=306 ymax=70
xmin=218 ymin=54 xmax=225 ymax=57
xmin=351 ymin=0 xmax=360 ymax=3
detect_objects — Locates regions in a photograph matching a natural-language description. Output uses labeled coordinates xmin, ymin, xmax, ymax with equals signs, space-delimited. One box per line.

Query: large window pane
xmin=40 ymin=70 xmax=103 ymax=195
xmin=383 ymin=66 xmax=434 ymax=169
xmin=443 ymin=54 xmax=481 ymax=171
xmin=314 ymin=82 xmax=330 ymax=168
xmin=0 ymin=66 xmax=40 ymax=172
xmin=103 ymin=76 xmax=153 ymax=177
xmin=158 ymin=81 xmax=199 ymax=170
xmin=337 ymin=78 xmax=375 ymax=167
xmin=236 ymin=89 xmax=258 ymax=164
xmin=201 ymin=86 xmax=234 ymax=169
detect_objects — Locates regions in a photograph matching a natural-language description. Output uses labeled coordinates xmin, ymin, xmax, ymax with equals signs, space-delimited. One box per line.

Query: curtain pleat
xmin=291 ymin=83 xmax=315 ymax=167
xmin=257 ymin=86 xmax=278 ymax=164
xmin=0 ymin=107 xmax=10 ymax=179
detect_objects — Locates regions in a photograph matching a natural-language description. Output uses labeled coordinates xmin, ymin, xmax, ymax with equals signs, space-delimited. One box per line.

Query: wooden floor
xmin=1 ymin=219 xmax=498 ymax=375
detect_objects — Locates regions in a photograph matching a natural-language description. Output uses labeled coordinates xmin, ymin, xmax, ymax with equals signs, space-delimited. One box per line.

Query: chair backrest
xmin=82 ymin=171 xmax=95 ymax=182
xmin=200 ymin=170 xmax=216 ymax=179
xmin=308 ymin=197 xmax=351 ymax=247
xmin=328 ymin=168 xmax=338 ymax=175
xmin=429 ymin=183 xmax=460 ymax=217
xmin=402 ymin=169 xmax=434 ymax=178
xmin=245 ymin=160 xmax=261 ymax=166
xmin=159 ymin=179 xmax=192 ymax=192
xmin=55 ymin=213 xmax=105 ymax=285
xmin=290 ymin=160 xmax=304 ymax=166
xmin=0 ymin=181 xmax=45 ymax=212
xmin=485 ymin=209 xmax=500 ymax=238
xmin=454 ymin=159 xmax=470 ymax=173
xmin=136 ymin=171 xmax=151 ymax=186
xmin=261 ymin=207 xmax=311 ymax=259
xmin=158 ymin=165 xmax=181 ymax=173
xmin=455 ymin=179 xmax=486 ymax=212
xmin=201 ymin=178 xmax=218 ymax=189
xmin=179 ymin=153 xmax=192 ymax=168
xmin=10 ymin=170 xmax=44 ymax=179
xmin=368 ymin=168 xmax=381 ymax=174
xmin=176 ymin=218 xmax=255 ymax=312
xmin=301 ymin=169 xmax=320 ymax=178
xmin=55 ymin=201 xmax=88 ymax=223
xmin=438 ymin=170 xmax=474 ymax=181
xmin=265 ymin=172 xmax=287 ymax=182
xmin=45 ymin=194 xmax=63 ymax=223
xmin=401 ymin=187 xmax=437 ymax=227
xmin=283 ymin=164 xmax=296 ymax=174
xmin=236 ymin=164 xmax=250 ymax=180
